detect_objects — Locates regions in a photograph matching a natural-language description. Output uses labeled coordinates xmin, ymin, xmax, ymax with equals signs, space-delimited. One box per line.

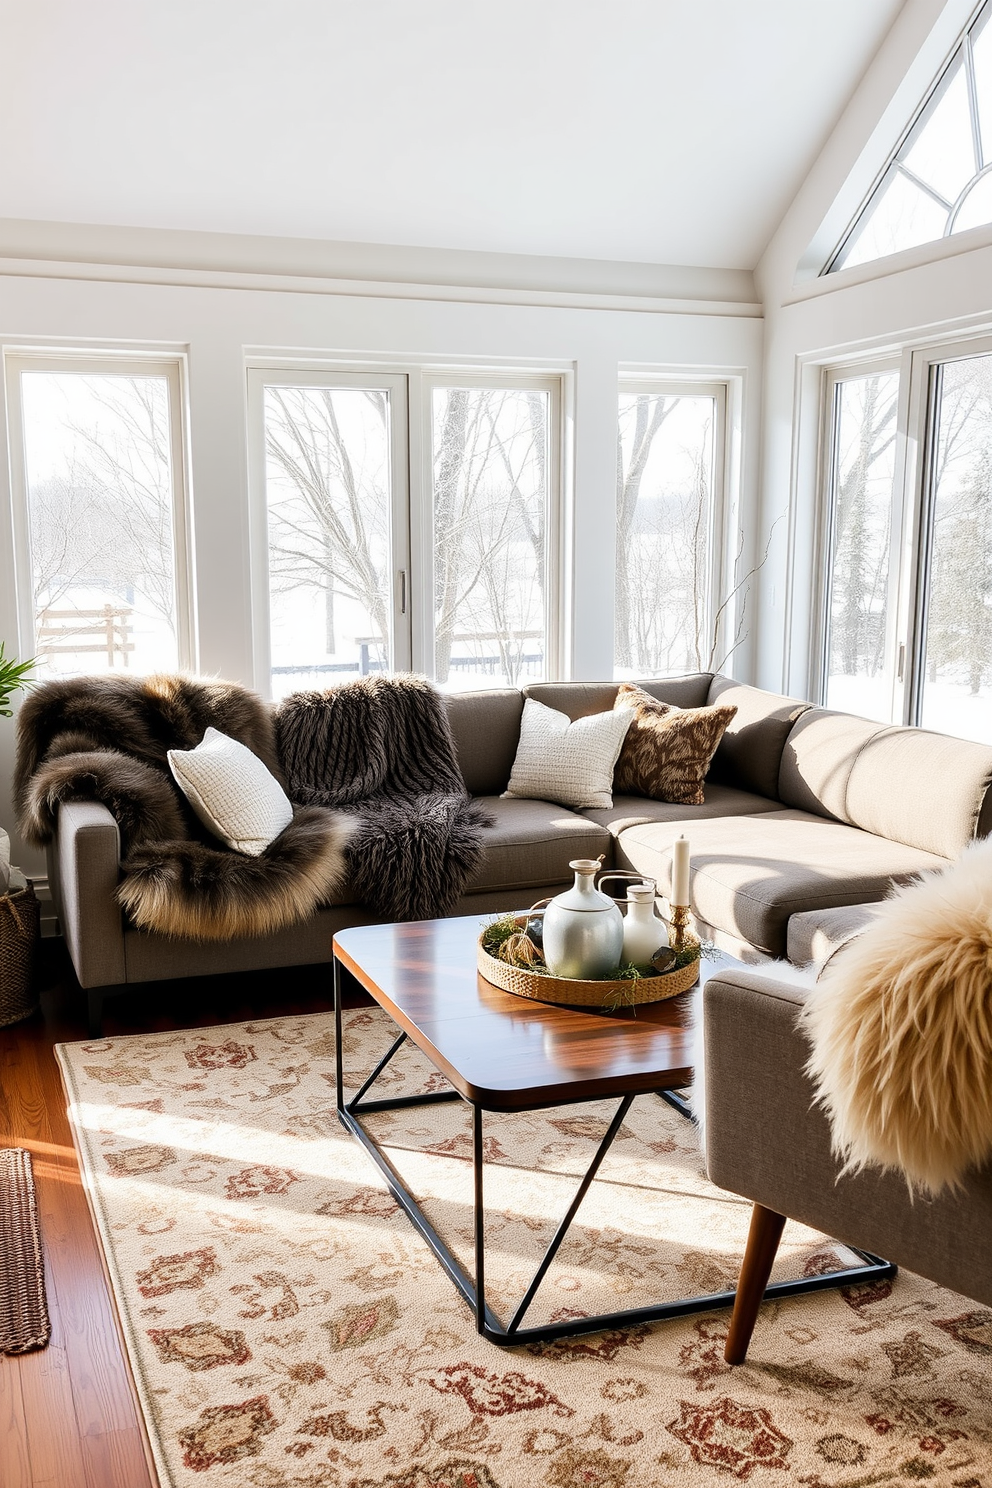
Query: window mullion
xmin=964 ymin=31 xmax=984 ymax=172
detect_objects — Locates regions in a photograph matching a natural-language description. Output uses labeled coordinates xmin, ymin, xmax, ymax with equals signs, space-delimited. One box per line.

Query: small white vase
xmin=543 ymin=859 xmax=624 ymax=980
xmin=622 ymin=882 xmax=668 ymax=967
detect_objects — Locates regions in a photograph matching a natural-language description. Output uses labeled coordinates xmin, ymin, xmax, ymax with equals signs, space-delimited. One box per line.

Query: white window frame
xmin=246 ymin=359 xmax=566 ymax=695
xmin=4 ymin=350 xmax=195 ymax=671
xmin=812 ymin=357 xmax=904 ymax=719
xmin=616 ymin=377 xmax=730 ymax=676
xmin=827 ymin=0 xmax=992 ymax=274
xmin=901 ymin=329 xmax=992 ymax=725
xmin=413 ymin=370 xmax=564 ymax=682
xmin=246 ymin=366 xmax=412 ymax=690
xmin=813 ymin=329 xmax=992 ymax=725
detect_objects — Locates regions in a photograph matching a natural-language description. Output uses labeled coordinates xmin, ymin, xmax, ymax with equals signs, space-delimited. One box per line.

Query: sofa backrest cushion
xmin=780 ymin=707 xmax=992 ymax=856
xmin=523 ymin=674 xmax=712 ymax=722
xmin=845 ymin=726 xmax=992 ymax=859
xmin=705 ymin=675 xmax=810 ymax=800
xmin=778 ymin=707 xmax=888 ymax=822
xmin=445 ymin=689 xmax=524 ymax=796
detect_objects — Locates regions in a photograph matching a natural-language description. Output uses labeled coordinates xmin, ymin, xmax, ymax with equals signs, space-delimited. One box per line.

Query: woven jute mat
xmin=0 ymin=1147 xmax=51 ymax=1354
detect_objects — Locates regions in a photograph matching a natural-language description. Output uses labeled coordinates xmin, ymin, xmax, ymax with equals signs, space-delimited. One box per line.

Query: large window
xmin=819 ymin=342 xmax=992 ymax=743
xmin=251 ymin=368 xmax=561 ymax=698
xmin=917 ymin=350 xmax=992 ymax=739
xmin=431 ymin=384 xmax=552 ymax=686
xmin=820 ymin=368 xmax=900 ymax=717
xmin=259 ymin=372 xmax=409 ymax=697
xmin=831 ymin=0 xmax=992 ymax=271
xmin=6 ymin=355 xmax=190 ymax=677
xmin=615 ymin=382 xmax=725 ymax=678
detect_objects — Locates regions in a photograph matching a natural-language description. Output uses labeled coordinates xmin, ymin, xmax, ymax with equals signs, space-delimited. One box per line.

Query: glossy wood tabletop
xmin=333 ymin=916 xmax=742 ymax=1111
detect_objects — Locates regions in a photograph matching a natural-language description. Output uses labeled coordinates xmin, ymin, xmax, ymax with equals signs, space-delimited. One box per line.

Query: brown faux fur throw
xmin=276 ymin=673 xmax=492 ymax=921
xmin=15 ymin=674 xmax=350 ymax=941
xmin=802 ymin=839 xmax=992 ymax=1195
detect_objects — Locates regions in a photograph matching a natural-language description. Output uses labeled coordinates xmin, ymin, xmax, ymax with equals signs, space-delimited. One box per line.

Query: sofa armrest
xmin=702 ymin=969 xmax=992 ymax=1305
xmin=50 ymin=801 xmax=126 ymax=988
xmin=702 ymin=969 xmax=813 ymax=1205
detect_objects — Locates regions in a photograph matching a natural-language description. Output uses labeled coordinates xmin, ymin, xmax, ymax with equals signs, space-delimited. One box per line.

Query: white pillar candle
xmin=671 ymin=835 xmax=690 ymax=907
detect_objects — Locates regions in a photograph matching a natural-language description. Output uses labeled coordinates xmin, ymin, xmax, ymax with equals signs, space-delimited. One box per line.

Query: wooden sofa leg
xmin=725 ymin=1203 xmax=787 ymax=1364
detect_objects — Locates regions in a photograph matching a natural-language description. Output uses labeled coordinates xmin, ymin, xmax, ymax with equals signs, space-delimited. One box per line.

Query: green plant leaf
xmin=0 ymin=643 xmax=36 ymax=715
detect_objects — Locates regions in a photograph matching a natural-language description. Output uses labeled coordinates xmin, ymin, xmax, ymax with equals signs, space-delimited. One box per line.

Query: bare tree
xmin=432 ymin=388 xmax=547 ymax=684
xmin=828 ymin=377 xmax=898 ymax=680
xmin=264 ymin=387 xmax=391 ymax=659
xmin=615 ymin=395 xmax=678 ymax=669
xmin=924 ymin=358 xmax=992 ymax=693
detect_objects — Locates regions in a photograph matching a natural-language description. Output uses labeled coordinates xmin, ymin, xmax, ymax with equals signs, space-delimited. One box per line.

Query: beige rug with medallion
xmin=57 ymin=1008 xmax=992 ymax=1488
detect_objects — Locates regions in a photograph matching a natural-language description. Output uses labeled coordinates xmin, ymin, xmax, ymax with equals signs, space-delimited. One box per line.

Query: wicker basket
xmin=477 ymin=936 xmax=698 ymax=1009
xmin=0 ymin=883 xmax=41 ymax=1028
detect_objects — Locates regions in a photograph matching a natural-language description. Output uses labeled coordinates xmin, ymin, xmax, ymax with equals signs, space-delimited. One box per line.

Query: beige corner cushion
xmin=168 ymin=727 xmax=294 ymax=856
xmin=503 ymin=698 xmax=632 ymax=810
xmin=612 ymin=683 xmax=737 ymax=805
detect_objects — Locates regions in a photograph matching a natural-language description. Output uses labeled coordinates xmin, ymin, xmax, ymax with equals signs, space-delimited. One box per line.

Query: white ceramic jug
xmin=543 ymin=859 xmax=624 ymax=980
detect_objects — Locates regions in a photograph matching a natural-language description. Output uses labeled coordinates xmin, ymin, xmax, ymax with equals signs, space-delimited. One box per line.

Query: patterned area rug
xmin=57 ymin=1009 xmax=992 ymax=1488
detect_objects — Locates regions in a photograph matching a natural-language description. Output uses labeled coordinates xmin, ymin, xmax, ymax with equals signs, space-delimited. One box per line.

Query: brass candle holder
xmin=668 ymin=902 xmax=700 ymax=957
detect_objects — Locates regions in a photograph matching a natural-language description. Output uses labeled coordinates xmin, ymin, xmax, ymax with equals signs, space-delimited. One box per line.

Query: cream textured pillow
xmin=503 ymin=699 xmax=633 ymax=809
xmin=168 ymin=727 xmax=293 ymax=856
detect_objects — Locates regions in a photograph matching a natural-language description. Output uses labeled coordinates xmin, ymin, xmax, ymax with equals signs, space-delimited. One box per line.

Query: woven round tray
xmin=477 ymin=937 xmax=698 ymax=1008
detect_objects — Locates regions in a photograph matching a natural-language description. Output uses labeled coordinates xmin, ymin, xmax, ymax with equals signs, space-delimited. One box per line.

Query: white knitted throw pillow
xmin=168 ymin=727 xmax=293 ymax=856
xmin=502 ymin=699 xmax=633 ymax=810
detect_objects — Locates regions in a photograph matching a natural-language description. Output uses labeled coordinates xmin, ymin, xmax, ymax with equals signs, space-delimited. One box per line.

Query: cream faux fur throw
xmin=802 ymin=839 xmax=992 ymax=1195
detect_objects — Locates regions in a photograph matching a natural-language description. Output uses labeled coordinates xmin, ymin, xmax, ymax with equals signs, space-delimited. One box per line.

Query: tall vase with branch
xmin=705 ymin=517 xmax=783 ymax=675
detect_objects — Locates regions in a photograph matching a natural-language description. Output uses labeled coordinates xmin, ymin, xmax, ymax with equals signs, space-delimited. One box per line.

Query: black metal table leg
xmin=332 ymin=967 xmax=896 ymax=1346
xmin=474 ymin=1106 xmax=486 ymax=1335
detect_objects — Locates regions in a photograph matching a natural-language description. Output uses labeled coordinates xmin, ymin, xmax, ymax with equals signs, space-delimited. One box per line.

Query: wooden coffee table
xmin=332 ymin=915 xmax=891 ymax=1346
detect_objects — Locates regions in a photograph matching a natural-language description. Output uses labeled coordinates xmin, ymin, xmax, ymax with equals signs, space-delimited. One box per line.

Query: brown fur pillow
xmin=612 ymin=683 xmax=737 ymax=804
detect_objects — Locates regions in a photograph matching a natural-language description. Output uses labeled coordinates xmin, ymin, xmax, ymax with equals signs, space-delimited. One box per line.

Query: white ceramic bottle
xmin=543 ymin=859 xmax=624 ymax=979
xmin=622 ymin=881 xmax=668 ymax=967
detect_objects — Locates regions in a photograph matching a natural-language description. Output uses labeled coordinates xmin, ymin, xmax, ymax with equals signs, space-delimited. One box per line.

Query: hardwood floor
xmin=0 ymin=940 xmax=367 ymax=1488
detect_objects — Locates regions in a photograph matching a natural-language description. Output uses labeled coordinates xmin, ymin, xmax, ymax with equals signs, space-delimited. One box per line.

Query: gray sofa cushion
xmin=845 ymin=725 xmax=992 ymax=858
xmin=706 ymin=676 xmax=810 ymax=799
xmin=467 ymin=796 xmax=610 ymax=894
xmin=580 ymin=783 xmax=776 ymax=838
xmin=523 ymin=674 xmax=712 ymax=721
xmin=613 ymin=808 xmax=946 ymax=957
xmin=778 ymin=706 xmax=992 ymax=857
xmin=445 ymin=689 xmax=523 ymax=795
xmin=777 ymin=707 xmax=887 ymax=821
xmin=786 ymin=901 xmax=883 ymax=970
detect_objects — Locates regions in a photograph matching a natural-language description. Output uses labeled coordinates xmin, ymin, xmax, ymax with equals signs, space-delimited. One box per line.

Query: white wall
xmin=753 ymin=0 xmax=992 ymax=694
xmin=0 ymin=243 xmax=763 ymax=873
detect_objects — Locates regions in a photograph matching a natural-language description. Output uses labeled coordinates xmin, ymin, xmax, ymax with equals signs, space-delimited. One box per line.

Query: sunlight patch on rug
xmin=57 ymin=1009 xmax=992 ymax=1487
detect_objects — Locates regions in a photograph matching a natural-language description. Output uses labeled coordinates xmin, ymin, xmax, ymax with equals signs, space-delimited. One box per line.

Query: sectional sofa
xmin=47 ymin=671 xmax=992 ymax=1029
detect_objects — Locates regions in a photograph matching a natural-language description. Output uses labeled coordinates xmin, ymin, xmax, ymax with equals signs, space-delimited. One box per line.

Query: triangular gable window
xmin=829 ymin=0 xmax=992 ymax=271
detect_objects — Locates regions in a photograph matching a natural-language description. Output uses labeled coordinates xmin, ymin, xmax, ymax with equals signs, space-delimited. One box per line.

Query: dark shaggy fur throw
xmin=276 ymin=674 xmax=492 ymax=921
xmin=15 ymin=674 xmax=349 ymax=941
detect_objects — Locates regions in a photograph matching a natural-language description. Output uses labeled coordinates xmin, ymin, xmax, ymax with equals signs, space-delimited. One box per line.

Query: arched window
xmin=830 ymin=0 xmax=992 ymax=271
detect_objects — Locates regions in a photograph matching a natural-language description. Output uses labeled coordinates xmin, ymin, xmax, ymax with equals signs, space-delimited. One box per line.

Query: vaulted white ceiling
xmin=0 ymin=0 xmax=905 ymax=270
